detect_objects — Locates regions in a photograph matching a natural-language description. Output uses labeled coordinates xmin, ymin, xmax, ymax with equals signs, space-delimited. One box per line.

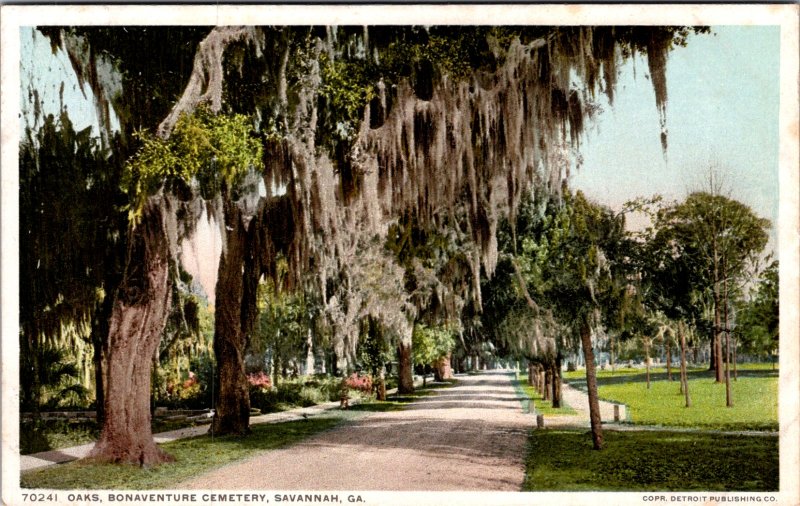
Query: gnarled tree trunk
xmin=580 ymin=321 xmax=604 ymax=450
xmin=88 ymin=200 xmax=173 ymax=466
xmin=212 ymin=195 xmax=251 ymax=435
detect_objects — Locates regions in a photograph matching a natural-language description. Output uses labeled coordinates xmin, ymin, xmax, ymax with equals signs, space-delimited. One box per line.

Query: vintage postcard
xmin=2 ymin=4 xmax=798 ymax=506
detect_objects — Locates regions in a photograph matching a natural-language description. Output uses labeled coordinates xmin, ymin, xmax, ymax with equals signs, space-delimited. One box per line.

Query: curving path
xmin=178 ymin=371 xmax=533 ymax=491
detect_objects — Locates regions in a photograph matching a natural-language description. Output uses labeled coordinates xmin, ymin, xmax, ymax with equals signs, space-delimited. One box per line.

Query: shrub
xmin=345 ymin=373 xmax=372 ymax=393
xmin=247 ymin=371 xmax=272 ymax=389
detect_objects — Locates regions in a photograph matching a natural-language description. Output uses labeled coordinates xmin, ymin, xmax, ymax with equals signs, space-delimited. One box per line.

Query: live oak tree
xmin=25 ymin=25 xmax=700 ymax=465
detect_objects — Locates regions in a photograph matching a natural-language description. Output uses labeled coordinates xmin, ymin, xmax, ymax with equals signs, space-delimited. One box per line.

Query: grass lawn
xmin=564 ymin=363 xmax=777 ymax=431
xmin=513 ymin=376 xmax=577 ymax=416
xmin=524 ymin=429 xmax=778 ymax=491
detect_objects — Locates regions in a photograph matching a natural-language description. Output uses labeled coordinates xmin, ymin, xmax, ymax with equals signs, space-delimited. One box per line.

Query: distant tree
xmin=655 ymin=190 xmax=770 ymax=406
xmin=493 ymin=189 xmax=627 ymax=449
xmin=737 ymin=260 xmax=779 ymax=366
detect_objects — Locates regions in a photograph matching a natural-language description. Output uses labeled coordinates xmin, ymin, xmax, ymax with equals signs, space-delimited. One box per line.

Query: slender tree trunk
xmin=272 ymin=351 xmax=280 ymax=387
xmin=679 ymin=321 xmax=691 ymax=407
xmin=305 ymin=328 xmax=314 ymax=375
xmin=610 ymin=334 xmax=616 ymax=373
xmin=88 ymin=201 xmax=174 ymax=466
xmin=709 ymin=328 xmax=716 ymax=372
xmin=551 ymin=353 xmax=562 ymax=409
xmin=212 ymin=197 xmax=250 ymax=436
xmin=376 ymin=367 xmax=387 ymax=401
xmin=713 ymin=284 xmax=724 ymax=383
xmin=644 ymin=338 xmax=651 ymax=389
xmin=539 ymin=367 xmax=546 ymax=395
xmin=92 ymin=336 xmax=105 ymax=424
xmin=22 ymin=323 xmax=41 ymax=423
xmin=543 ymin=367 xmax=552 ymax=401
xmin=666 ymin=339 xmax=672 ymax=381
xmin=580 ymin=321 xmax=603 ymax=450
xmin=397 ymin=341 xmax=414 ymax=394
xmin=723 ymin=262 xmax=733 ymax=407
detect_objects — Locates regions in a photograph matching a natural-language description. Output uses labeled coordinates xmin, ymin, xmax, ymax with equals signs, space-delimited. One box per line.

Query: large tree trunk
xmin=397 ymin=341 xmax=414 ymax=394
xmin=88 ymin=201 xmax=174 ymax=466
xmin=433 ymin=352 xmax=453 ymax=381
xmin=580 ymin=321 xmax=603 ymax=450
xmin=212 ymin=197 xmax=251 ymax=436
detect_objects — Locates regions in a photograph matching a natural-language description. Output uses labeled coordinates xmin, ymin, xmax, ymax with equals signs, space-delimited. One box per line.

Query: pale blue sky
xmin=572 ymin=26 xmax=780 ymax=252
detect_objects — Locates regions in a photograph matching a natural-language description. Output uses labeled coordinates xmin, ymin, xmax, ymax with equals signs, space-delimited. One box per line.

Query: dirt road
xmin=178 ymin=371 xmax=533 ymax=491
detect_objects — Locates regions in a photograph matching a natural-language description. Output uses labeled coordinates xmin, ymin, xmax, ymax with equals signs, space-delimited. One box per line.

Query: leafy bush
xmin=248 ymin=375 xmax=344 ymax=413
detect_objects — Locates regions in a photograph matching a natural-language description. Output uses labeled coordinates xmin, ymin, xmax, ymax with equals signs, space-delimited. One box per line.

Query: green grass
xmin=20 ymin=421 xmax=100 ymax=455
xmin=524 ymin=429 xmax=778 ymax=491
xmin=564 ymin=364 xmax=778 ymax=431
xmin=20 ymin=417 xmax=223 ymax=456
xmin=513 ymin=376 xmax=577 ymax=416
xmin=22 ymin=417 xmax=342 ymax=489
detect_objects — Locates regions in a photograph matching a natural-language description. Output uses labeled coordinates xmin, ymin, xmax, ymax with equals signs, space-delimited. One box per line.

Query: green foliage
xmin=19 ymin=111 xmax=128 ymax=401
xmin=20 ymin=345 xmax=90 ymax=411
xmin=737 ymin=260 xmax=779 ymax=359
xmin=487 ymin=189 xmax=628 ymax=360
xmin=250 ymin=378 xmax=338 ymax=414
xmin=524 ymin=429 xmax=777 ymax=491
xmin=122 ymin=109 xmax=264 ymax=223
xmin=318 ymin=53 xmax=375 ymax=140
xmin=412 ymin=323 xmax=456 ymax=367
xmin=252 ymin=268 xmax=314 ymax=380
xmin=357 ymin=317 xmax=393 ymax=378
xmin=653 ymin=192 xmax=770 ymax=296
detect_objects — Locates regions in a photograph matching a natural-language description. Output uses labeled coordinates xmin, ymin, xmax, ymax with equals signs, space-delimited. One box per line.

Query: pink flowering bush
xmin=247 ymin=371 xmax=272 ymax=390
xmin=345 ymin=373 xmax=372 ymax=393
